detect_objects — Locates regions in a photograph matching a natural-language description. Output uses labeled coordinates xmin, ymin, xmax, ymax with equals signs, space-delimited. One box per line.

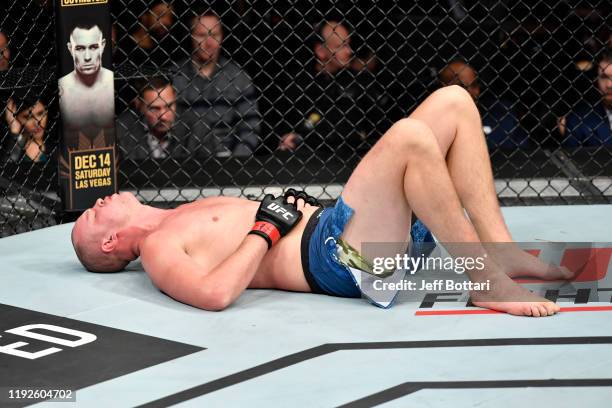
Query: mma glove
xmin=249 ymin=189 xmax=320 ymax=249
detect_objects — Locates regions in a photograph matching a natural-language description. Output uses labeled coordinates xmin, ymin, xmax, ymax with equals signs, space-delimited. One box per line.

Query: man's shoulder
xmin=568 ymin=100 xmax=604 ymax=119
xmin=100 ymin=68 xmax=114 ymax=82
xmin=58 ymin=71 xmax=76 ymax=88
xmin=141 ymin=227 xmax=183 ymax=255
xmin=218 ymin=57 xmax=252 ymax=84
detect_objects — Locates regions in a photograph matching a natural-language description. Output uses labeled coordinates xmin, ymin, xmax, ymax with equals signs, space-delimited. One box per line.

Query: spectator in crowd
xmin=439 ymin=60 xmax=527 ymax=149
xmin=173 ymin=9 xmax=259 ymax=157
xmin=0 ymin=31 xmax=10 ymax=71
xmin=276 ymin=20 xmax=384 ymax=156
xmin=116 ymin=1 xmax=179 ymax=68
xmin=117 ymin=77 xmax=189 ymax=160
xmin=3 ymin=91 xmax=49 ymax=163
xmin=560 ymin=48 xmax=612 ymax=147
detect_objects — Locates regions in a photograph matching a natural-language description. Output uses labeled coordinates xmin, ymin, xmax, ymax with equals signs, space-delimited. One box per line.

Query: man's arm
xmin=141 ymin=233 xmax=268 ymax=311
xmin=233 ymin=71 xmax=260 ymax=156
xmin=141 ymin=191 xmax=306 ymax=311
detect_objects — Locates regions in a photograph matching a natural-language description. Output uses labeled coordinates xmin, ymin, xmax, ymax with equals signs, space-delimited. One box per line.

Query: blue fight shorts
xmin=301 ymin=197 xmax=434 ymax=308
xmin=301 ymin=197 xmax=362 ymax=299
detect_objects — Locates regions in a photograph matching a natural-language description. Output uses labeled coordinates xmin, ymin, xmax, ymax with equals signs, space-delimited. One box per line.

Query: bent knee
xmin=384 ymin=118 xmax=439 ymax=154
xmin=432 ymin=85 xmax=475 ymax=111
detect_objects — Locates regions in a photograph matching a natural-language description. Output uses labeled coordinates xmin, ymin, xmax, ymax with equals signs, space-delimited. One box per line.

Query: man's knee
xmin=432 ymin=85 xmax=475 ymax=112
xmin=384 ymin=118 xmax=439 ymax=156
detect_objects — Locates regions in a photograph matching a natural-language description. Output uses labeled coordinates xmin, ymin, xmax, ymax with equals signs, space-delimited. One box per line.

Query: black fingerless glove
xmin=249 ymin=193 xmax=303 ymax=249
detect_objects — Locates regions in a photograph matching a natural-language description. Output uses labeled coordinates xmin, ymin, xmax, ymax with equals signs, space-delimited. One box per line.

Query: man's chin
xmin=77 ymin=68 xmax=99 ymax=76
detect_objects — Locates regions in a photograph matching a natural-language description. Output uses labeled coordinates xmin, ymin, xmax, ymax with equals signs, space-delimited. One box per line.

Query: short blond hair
xmin=71 ymin=227 xmax=128 ymax=273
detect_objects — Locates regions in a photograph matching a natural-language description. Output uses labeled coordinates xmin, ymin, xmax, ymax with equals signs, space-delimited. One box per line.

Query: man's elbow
xmin=199 ymin=287 xmax=233 ymax=311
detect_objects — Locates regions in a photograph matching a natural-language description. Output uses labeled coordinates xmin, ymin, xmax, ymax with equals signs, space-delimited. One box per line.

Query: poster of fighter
xmin=56 ymin=0 xmax=116 ymax=211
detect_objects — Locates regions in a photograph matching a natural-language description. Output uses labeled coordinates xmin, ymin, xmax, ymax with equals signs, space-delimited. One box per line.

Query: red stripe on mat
xmin=415 ymin=306 xmax=612 ymax=316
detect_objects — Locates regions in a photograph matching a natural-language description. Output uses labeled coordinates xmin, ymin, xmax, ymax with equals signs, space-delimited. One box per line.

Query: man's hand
xmin=5 ymin=98 xmax=22 ymax=135
xmin=278 ymin=132 xmax=300 ymax=151
xmin=248 ymin=191 xmax=306 ymax=248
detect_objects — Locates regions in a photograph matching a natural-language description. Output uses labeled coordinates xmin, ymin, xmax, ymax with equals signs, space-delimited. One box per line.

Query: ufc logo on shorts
xmin=267 ymin=203 xmax=294 ymax=220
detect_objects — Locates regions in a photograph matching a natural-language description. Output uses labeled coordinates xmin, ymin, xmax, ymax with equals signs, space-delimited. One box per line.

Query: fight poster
xmin=56 ymin=0 xmax=116 ymax=211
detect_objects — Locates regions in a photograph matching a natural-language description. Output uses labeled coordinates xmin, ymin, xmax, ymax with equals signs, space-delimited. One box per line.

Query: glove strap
xmin=249 ymin=221 xmax=281 ymax=249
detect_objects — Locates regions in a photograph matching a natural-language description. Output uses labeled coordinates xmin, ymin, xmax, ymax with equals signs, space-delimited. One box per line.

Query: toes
xmin=547 ymin=302 xmax=560 ymax=315
xmin=538 ymin=304 xmax=548 ymax=317
xmin=531 ymin=305 xmax=541 ymax=317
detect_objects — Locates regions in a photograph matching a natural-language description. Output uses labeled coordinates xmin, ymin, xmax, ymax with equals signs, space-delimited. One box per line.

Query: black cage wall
xmin=1 ymin=0 xmax=611 ymax=236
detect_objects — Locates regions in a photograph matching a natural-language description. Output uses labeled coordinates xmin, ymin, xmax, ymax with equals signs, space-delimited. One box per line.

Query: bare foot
xmin=487 ymin=243 xmax=574 ymax=280
xmin=470 ymin=271 xmax=561 ymax=317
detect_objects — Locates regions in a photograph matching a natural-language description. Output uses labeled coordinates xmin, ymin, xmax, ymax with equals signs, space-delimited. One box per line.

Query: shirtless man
xmin=72 ymin=86 xmax=571 ymax=316
xmin=59 ymin=23 xmax=115 ymax=149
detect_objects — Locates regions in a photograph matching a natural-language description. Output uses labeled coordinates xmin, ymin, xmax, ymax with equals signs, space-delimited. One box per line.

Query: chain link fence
xmin=1 ymin=0 xmax=611 ymax=237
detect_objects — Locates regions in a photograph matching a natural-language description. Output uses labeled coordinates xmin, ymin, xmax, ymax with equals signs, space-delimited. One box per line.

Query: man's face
xmin=192 ymin=15 xmax=223 ymax=64
xmin=441 ymin=63 xmax=481 ymax=101
xmin=73 ymin=192 xmax=140 ymax=248
xmin=318 ymin=22 xmax=352 ymax=73
xmin=140 ymin=85 xmax=176 ymax=134
xmin=597 ymin=59 xmax=612 ymax=108
xmin=146 ymin=3 xmax=174 ymax=37
xmin=68 ymin=26 xmax=106 ymax=77
xmin=16 ymin=101 xmax=47 ymax=140
xmin=0 ymin=33 xmax=10 ymax=71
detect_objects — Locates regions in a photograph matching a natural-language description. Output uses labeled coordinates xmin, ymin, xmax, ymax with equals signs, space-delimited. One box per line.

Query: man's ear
xmin=100 ymin=38 xmax=106 ymax=54
xmin=101 ymin=232 xmax=118 ymax=253
xmin=67 ymin=42 xmax=73 ymax=57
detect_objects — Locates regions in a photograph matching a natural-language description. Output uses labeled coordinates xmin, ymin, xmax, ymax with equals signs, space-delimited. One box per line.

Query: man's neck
xmin=122 ymin=205 xmax=176 ymax=259
xmin=192 ymin=58 xmax=217 ymax=78
xmin=149 ymin=127 xmax=169 ymax=141
xmin=76 ymin=70 xmax=101 ymax=87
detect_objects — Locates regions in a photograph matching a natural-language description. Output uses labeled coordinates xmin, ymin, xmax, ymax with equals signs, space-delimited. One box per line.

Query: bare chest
xmin=172 ymin=199 xmax=260 ymax=267
xmin=60 ymin=85 xmax=114 ymax=129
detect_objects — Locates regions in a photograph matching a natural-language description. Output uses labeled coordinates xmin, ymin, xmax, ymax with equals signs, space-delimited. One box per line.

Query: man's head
xmin=67 ymin=23 xmax=106 ymax=78
xmin=142 ymin=1 xmax=174 ymax=37
xmin=439 ymin=60 xmax=481 ymax=101
xmin=0 ymin=31 xmax=10 ymax=71
xmin=314 ymin=21 xmax=352 ymax=74
xmin=191 ymin=10 xmax=223 ymax=65
xmin=10 ymin=92 xmax=48 ymax=140
xmin=71 ymin=192 xmax=142 ymax=272
xmin=138 ymin=77 xmax=176 ymax=137
xmin=596 ymin=48 xmax=612 ymax=109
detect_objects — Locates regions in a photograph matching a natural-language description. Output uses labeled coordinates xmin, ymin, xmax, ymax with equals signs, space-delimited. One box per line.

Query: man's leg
xmin=408 ymin=86 xmax=571 ymax=279
xmin=341 ymin=117 xmax=559 ymax=316
xmin=408 ymin=86 xmax=508 ymax=242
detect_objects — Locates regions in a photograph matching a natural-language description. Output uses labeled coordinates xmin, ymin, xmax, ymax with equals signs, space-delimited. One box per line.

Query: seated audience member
xmin=0 ymin=31 xmax=10 ymax=71
xmin=116 ymin=1 xmax=178 ymax=68
xmin=173 ymin=8 xmax=260 ymax=157
xmin=117 ymin=77 xmax=189 ymax=160
xmin=439 ymin=60 xmax=528 ymax=149
xmin=561 ymin=48 xmax=612 ymax=147
xmin=3 ymin=91 xmax=49 ymax=163
xmin=277 ymin=20 xmax=383 ymax=156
